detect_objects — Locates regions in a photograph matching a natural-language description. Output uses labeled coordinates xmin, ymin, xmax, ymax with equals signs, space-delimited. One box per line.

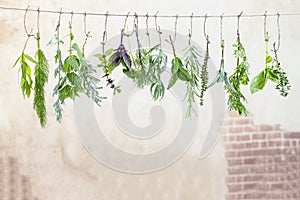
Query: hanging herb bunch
xmin=250 ymin=13 xmax=290 ymax=96
xmin=226 ymin=13 xmax=251 ymax=116
xmin=183 ymin=14 xmax=202 ymax=116
xmin=209 ymin=16 xmax=237 ymax=117
xmin=13 ymin=10 xmax=293 ymax=127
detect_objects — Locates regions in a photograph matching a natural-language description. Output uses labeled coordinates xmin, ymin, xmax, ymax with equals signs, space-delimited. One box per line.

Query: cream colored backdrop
xmin=0 ymin=0 xmax=299 ymax=199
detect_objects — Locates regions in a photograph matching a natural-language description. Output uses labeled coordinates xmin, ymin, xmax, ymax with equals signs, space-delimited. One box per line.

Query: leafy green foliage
xmin=208 ymin=40 xmax=236 ymax=93
xmin=272 ymin=44 xmax=291 ymax=97
xmin=33 ymin=33 xmax=49 ymax=127
xmin=73 ymin=41 xmax=107 ymax=106
xmin=167 ymin=57 xmax=190 ymax=89
xmin=13 ymin=36 xmax=36 ymax=98
xmin=200 ymin=40 xmax=210 ymax=106
xmin=225 ymin=38 xmax=251 ymax=116
xmin=250 ymin=33 xmax=280 ymax=94
xmin=183 ymin=40 xmax=201 ymax=116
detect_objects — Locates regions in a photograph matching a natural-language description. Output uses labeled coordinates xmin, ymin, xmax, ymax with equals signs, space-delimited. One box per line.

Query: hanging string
xmin=3 ymin=6 xmax=300 ymax=18
xmin=275 ymin=12 xmax=281 ymax=51
xmin=23 ymin=5 xmax=33 ymax=37
xmin=36 ymin=6 xmax=41 ymax=40
xmin=145 ymin=12 xmax=150 ymax=37
xmin=83 ymin=12 xmax=91 ymax=37
xmin=237 ymin=11 xmax=243 ymax=37
xmin=122 ymin=12 xmax=135 ymax=37
xmin=264 ymin=10 xmax=268 ymax=41
xmin=154 ymin=11 xmax=162 ymax=34
xmin=101 ymin=11 xmax=109 ymax=54
xmin=166 ymin=14 xmax=179 ymax=57
xmin=220 ymin=13 xmax=224 ymax=42
xmin=203 ymin=14 xmax=210 ymax=43
xmin=188 ymin=13 xmax=193 ymax=38
xmin=55 ymin=7 xmax=62 ymax=31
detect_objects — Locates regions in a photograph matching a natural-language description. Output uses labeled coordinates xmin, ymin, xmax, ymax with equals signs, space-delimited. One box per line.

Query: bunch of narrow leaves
xmin=209 ymin=40 xmax=236 ymax=92
xmin=13 ymin=34 xmax=35 ymax=98
xmin=225 ymin=36 xmax=251 ymax=116
xmin=183 ymin=39 xmax=201 ymax=117
xmin=33 ymin=32 xmax=49 ymax=127
xmin=250 ymin=33 xmax=281 ymax=94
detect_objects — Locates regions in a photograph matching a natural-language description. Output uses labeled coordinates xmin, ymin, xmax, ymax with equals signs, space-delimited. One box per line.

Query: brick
xmin=252 ymin=133 xmax=266 ymax=140
xmin=267 ymin=132 xmax=282 ymax=139
xmin=244 ymin=158 xmax=256 ymax=165
xmin=237 ymin=151 xmax=252 ymax=157
xmin=228 ymin=184 xmax=242 ymax=192
xmin=236 ymin=135 xmax=250 ymax=141
xmin=268 ymin=141 xmax=282 ymax=147
xmin=243 ymin=126 xmax=258 ymax=132
xmin=235 ymin=118 xmax=252 ymax=125
xmin=228 ymin=127 xmax=243 ymax=133
xmin=244 ymin=183 xmax=256 ymax=190
xmin=224 ymin=119 xmax=234 ymax=126
xmin=245 ymin=142 xmax=259 ymax=148
xmin=244 ymin=175 xmax=263 ymax=182
xmin=228 ymin=167 xmax=248 ymax=175
xmin=227 ymin=159 xmax=243 ymax=166
xmin=285 ymin=132 xmax=300 ymax=138
xmin=260 ymin=124 xmax=274 ymax=131
xmin=231 ymin=143 xmax=245 ymax=149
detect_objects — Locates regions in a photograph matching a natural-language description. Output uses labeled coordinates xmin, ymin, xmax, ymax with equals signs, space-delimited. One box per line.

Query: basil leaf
xmin=266 ymin=55 xmax=273 ymax=64
xmin=250 ymin=70 xmax=267 ymax=94
xmin=266 ymin=67 xmax=280 ymax=84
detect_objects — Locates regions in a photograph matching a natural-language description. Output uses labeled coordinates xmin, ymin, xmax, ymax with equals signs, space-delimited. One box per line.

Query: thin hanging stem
xmin=145 ymin=12 xmax=151 ymax=46
xmin=23 ymin=6 xmax=34 ymax=38
xmin=203 ymin=14 xmax=210 ymax=43
xmin=237 ymin=11 xmax=243 ymax=38
xmin=123 ymin=12 xmax=135 ymax=37
xmin=166 ymin=14 xmax=179 ymax=57
xmin=36 ymin=6 xmax=41 ymax=42
xmin=275 ymin=12 xmax=281 ymax=51
xmin=154 ymin=11 xmax=162 ymax=47
xmin=220 ymin=13 xmax=224 ymax=42
xmin=188 ymin=13 xmax=193 ymax=39
xmin=101 ymin=11 xmax=109 ymax=55
xmin=264 ymin=10 xmax=268 ymax=41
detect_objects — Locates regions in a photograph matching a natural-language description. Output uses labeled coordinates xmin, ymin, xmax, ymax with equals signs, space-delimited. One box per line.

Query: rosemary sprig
xmin=226 ymin=37 xmax=250 ymax=116
xmin=13 ymin=33 xmax=36 ymax=98
xmin=183 ymin=39 xmax=201 ymax=117
xmin=33 ymin=32 xmax=49 ymax=127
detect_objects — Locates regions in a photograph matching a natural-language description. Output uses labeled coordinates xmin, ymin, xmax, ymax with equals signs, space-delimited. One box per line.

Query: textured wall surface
xmin=0 ymin=0 xmax=299 ymax=199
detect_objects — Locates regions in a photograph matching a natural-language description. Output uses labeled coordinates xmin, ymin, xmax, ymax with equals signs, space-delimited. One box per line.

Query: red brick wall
xmin=222 ymin=112 xmax=300 ymax=200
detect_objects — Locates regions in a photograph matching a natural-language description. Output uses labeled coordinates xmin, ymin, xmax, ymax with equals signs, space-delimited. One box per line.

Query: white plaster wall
xmin=0 ymin=0 xmax=299 ymax=199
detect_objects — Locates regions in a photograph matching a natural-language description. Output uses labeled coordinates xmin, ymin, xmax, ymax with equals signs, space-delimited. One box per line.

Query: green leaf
xmin=171 ymin=57 xmax=183 ymax=74
xmin=12 ymin=56 xmax=21 ymax=68
xmin=105 ymin=49 xmax=114 ymax=56
xmin=64 ymin=55 xmax=80 ymax=72
xmin=266 ymin=55 xmax=273 ymax=64
xmin=24 ymin=54 xmax=37 ymax=64
xmin=177 ymin=67 xmax=191 ymax=81
xmin=267 ymin=67 xmax=280 ymax=84
xmin=250 ymin=70 xmax=267 ymax=94
xmin=167 ymin=74 xmax=178 ymax=89
xmin=72 ymin=43 xmax=83 ymax=59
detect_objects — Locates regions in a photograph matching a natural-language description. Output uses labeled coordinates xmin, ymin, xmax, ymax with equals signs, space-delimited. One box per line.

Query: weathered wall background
xmin=0 ymin=0 xmax=299 ymax=199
